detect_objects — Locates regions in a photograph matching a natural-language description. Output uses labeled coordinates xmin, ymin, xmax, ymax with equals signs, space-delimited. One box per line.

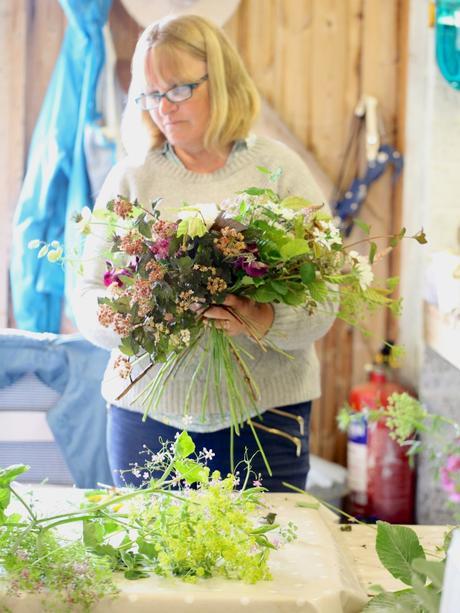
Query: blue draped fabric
xmin=10 ymin=0 xmax=112 ymax=332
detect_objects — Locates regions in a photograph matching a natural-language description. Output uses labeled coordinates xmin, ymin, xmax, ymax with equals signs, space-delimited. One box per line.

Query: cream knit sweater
xmin=73 ymin=136 xmax=336 ymax=431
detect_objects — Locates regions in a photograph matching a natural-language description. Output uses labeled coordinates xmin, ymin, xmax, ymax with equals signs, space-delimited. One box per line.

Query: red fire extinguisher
xmin=347 ymin=343 xmax=416 ymax=523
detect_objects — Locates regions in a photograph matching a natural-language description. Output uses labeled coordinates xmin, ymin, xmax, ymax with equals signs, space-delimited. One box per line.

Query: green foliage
xmin=0 ymin=437 xmax=295 ymax=610
xmin=375 ymin=522 xmax=426 ymax=586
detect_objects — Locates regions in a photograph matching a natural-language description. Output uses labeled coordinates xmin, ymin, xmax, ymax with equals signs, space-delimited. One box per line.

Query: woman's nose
xmin=158 ymin=96 xmax=178 ymax=115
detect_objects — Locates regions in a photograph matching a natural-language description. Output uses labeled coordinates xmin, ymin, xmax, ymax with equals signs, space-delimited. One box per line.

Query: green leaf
xmin=124 ymin=569 xmax=150 ymax=580
xmin=411 ymin=569 xmax=441 ymax=613
xmin=390 ymin=227 xmax=406 ymax=248
xmin=270 ymin=280 xmax=288 ymax=295
xmin=174 ymin=459 xmax=210 ymax=485
xmin=83 ymin=520 xmax=105 ymax=548
xmin=242 ymin=187 xmax=267 ymax=196
xmin=375 ymin=521 xmax=426 ymax=586
xmin=411 ymin=558 xmax=444 ymax=590
xmin=354 ymin=219 xmax=370 ymax=235
xmin=119 ymin=337 xmax=139 ymax=357
xmin=413 ymin=229 xmax=427 ymax=245
xmin=177 ymin=217 xmax=206 ymax=238
xmin=174 ymin=431 xmax=195 ymax=459
xmin=256 ymin=165 xmax=271 ymax=174
xmin=299 ymin=262 xmax=316 ymax=284
xmin=364 ymin=589 xmax=424 ymax=612
xmin=279 ymin=239 xmax=309 ymax=260
xmin=296 ymin=501 xmax=320 ymax=509
xmin=369 ymin=242 xmax=377 ymax=264
xmin=308 ymin=280 xmax=329 ymax=302
xmin=280 ymin=196 xmax=312 ymax=210
xmin=0 ymin=464 xmax=30 ymax=487
xmin=253 ymin=286 xmax=278 ymax=303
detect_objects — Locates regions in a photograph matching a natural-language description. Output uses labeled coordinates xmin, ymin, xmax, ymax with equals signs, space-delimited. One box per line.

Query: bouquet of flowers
xmin=31 ymin=167 xmax=425 ymax=469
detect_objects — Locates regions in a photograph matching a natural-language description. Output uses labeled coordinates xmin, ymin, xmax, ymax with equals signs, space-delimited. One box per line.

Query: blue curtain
xmin=10 ymin=0 xmax=112 ymax=332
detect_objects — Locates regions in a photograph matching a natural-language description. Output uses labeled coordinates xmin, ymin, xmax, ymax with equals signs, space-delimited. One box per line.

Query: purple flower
xmin=149 ymin=238 xmax=170 ymax=259
xmin=103 ymin=262 xmax=133 ymax=287
xmin=440 ymin=454 xmax=460 ymax=503
xmin=242 ymin=260 xmax=269 ymax=277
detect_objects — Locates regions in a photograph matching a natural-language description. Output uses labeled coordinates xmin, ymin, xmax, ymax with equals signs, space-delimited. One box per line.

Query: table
xmin=0 ymin=487 xmax=449 ymax=612
xmin=339 ymin=522 xmax=448 ymax=594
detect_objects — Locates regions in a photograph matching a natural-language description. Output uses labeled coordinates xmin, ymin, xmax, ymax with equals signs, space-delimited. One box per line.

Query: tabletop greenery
xmin=0 ymin=432 xmax=296 ymax=612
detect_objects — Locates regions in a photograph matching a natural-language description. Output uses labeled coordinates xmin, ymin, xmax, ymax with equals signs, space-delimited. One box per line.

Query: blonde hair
xmin=121 ymin=14 xmax=260 ymax=157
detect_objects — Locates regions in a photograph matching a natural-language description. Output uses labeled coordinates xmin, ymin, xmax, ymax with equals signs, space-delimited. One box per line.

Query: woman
xmin=74 ymin=14 xmax=336 ymax=490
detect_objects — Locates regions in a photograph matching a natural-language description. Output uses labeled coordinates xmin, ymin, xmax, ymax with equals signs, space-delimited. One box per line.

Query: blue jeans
xmin=107 ymin=401 xmax=311 ymax=492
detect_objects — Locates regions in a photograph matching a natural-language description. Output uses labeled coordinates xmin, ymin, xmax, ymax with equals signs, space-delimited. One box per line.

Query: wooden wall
xmin=0 ymin=0 xmax=408 ymax=464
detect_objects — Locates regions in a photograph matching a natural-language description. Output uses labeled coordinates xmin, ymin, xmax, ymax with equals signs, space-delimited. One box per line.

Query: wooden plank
xmin=0 ymin=0 xmax=29 ymax=327
xmin=350 ymin=0 xmax=400 ymax=383
xmin=272 ymin=0 xmax=313 ymax=143
xmin=26 ymin=0 xmax=65 ymax=152
xmin=309 ymin=0 xmax=364 ymax=461
xmin=388 ymin=0 xmax=410 ymax=343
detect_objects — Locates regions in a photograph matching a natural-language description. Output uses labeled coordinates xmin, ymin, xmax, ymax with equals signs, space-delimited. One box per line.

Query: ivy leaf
xmin=364 ymin=589 xmax=425 ymax=611
xmin=375 ymin=521 xmax=426 ymax=586
xmin=174 ymin=431 xmax=195 ymax=459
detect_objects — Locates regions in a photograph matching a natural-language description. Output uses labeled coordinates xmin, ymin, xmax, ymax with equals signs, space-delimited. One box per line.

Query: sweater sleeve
xmin=260 ymin=139 xmax=338 ymax=350
xmin=71 ymin=161 xmax=130 ymax=350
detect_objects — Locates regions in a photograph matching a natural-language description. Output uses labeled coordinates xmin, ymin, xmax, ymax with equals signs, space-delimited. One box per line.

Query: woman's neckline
xmin=146 ymin=135 xmax=264 ymax=182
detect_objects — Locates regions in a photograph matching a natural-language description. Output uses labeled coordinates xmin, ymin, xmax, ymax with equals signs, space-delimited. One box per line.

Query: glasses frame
xmin=135 ymin=74 xmax=208 ymax=111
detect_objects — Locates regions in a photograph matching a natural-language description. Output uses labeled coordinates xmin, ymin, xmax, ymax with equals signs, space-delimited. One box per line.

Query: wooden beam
xmin=0 ymin=0 xmax=28 ymax=327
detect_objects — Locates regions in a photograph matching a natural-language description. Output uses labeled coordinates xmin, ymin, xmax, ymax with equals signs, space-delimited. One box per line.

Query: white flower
xmin=179 ymin=329 xmax=191 ymax=346
xmin=202 ymin=447 xmax=215 ymax=461
xmin=182 ymin=414 xmax=193 ymax=426
xmin=312 ymin=221 xmax=342 ymax=250
xmin=75 ymin=206 xmax=93 ymax=235
xmin=349 ymin=250 xmax=374 ymax=290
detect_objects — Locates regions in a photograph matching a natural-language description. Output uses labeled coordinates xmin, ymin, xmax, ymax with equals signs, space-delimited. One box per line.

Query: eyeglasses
xmin=135 ymin=75 xmax=208 ymax=111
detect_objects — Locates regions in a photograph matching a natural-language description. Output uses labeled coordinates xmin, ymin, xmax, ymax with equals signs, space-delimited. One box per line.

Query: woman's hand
xmin=202 ymin=295 xmax=274 ymax=338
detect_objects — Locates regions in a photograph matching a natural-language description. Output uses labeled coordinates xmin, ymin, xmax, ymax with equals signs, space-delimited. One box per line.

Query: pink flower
xmin=440 ymin=454 xmax=460 ymax=503
xmin=149 ymin=238 xmax=170 ymax=259
xmin=103 ymin=261 xmax=133 ymax=287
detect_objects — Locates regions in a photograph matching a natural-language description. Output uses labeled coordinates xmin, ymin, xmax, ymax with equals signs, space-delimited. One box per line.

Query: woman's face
xmin=144 ymin=48 xmax=210 ymax=154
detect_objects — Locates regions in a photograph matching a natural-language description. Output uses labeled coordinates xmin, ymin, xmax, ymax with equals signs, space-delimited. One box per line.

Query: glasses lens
xmin=167 ymin=85 xmax=192 ymax=103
